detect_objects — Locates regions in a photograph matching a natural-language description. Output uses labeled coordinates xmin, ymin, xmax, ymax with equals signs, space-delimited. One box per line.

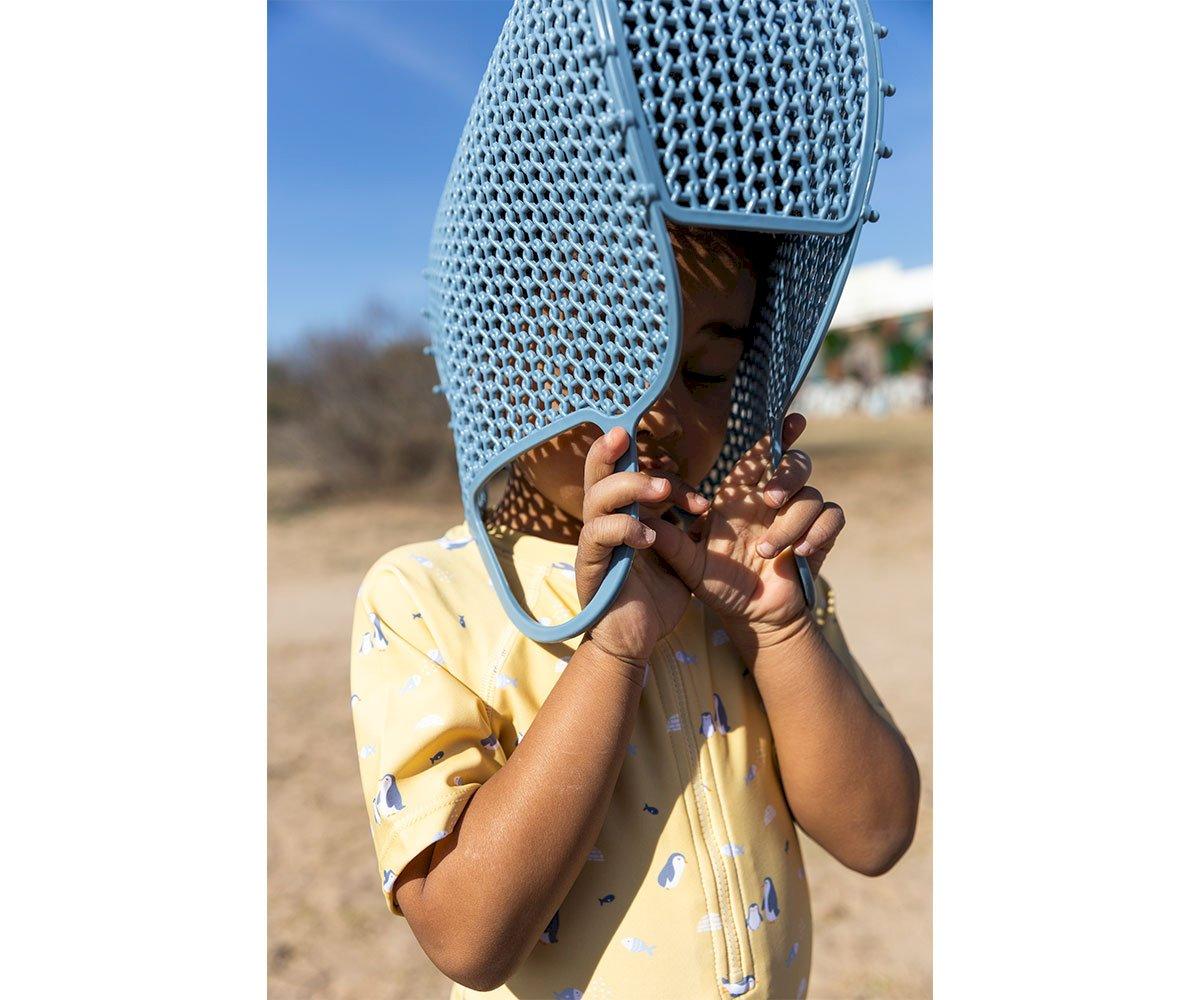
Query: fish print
xmin=554 ymin=657 xmax=569 ymax=673
xmin=551 ymin=561 xmax=576 ymax=574
xmin=745 ymin=764 xmax=758 ymax=783
xmin=598 ymin=894 xmax=615 ymax=905
xmin=411 ymin=611 xmax=422 ymax=620
xmin=359 ymin=745 xmax=375 ymax=758
xmin=797 ymin=865 xmax=806 ymax=882
xmin=785 ymin=942 xmax=800 ymax=967
xmin=696 ymin=913 xmax=722 ymax=933
xmin=426 ymin=648 xmax=446 ymax=665
xmin=553 ymin=990 xmax=582 ymax=1000
xmin=438 ymin=534 xmax=474 ymax=550
xmin=763 ymin=877 xmax=780 ymax=921
xmin=409 ymin=554 xmax=434 ymax=568
xmin=457 ymin=614 xmax=466 ymax=628
xmin=721 ymin=976 xmax=756 ymax=997
xmin=401 ymin=674 xmax=421 ymax=694
xmin=713 ymin=693 xmax=730 ymax=734
xmin=588 ymin=848 xmax=605 ymax=862
xmin=627 ymin=744 xmax=637 ymax=756
xmin=497 ymin=673 xmax=518 ymax=689
xmin=656 ymin=852 xmax=686 ymax=889
xmin=675 ymin=649 xmax=697 ymax=665
xmin=711 ymin=628 xmax=730 ymax=646
xmin=621 ymin=936 xmax=655 ymax=956
xmin=720 ymin=843 xmax=745 ymax=857
xmin=764 ymin=804 xmax=777 ymax=826
xmin=666 ymin=714 xmax=682 ymax=733
xmin=429 ymin=750 xmax=445 ymax=765
xmin=642 ymin=803 xmax=659 ymax=815
xmin=798 ymin=976 xmax=808 ymax=999
xmin=746 ymin=903 xmax=763 ymax=931
xmin=415 ymin=714 xmax=445 ymax=730
xmin=540 ymin=909 xmax=560 ymax=944
xmin=372 ymin=774 xmax=404 ymax=823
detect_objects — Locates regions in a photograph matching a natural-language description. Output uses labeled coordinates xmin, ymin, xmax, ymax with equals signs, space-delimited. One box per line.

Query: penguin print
xmin=381 ymin=869 xmax=397 ymax=893
xmin=713 ymin=693 xmax=730 ymax=734
xmin=358 ymin=612 xmax=388 ymax=654
xmin=699 ymin=712 xmax=715 ymax=738
xmin=721 ymin=975 xmax=756 ymax=997
xmin=746 ymin=902 xmax=763 ymax=931
xmin=763 ymin=877 xmax=780 ymax=921
xmin=480 ymin=734 xmax=499 ymax=750
xmin=656 ymin=852 xmax=686 ymax=889
xmin=372 ymin=774 xmax=404 ymax=823
xmin=349 ymin=693 xmax=361 ymax=709
xmin=540 ymin=909 xmax=560 ymax=944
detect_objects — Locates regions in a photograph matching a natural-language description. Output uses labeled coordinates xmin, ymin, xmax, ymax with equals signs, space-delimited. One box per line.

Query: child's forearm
xmin=396 ymin=638 xmax=644 ymax=991
xmin=727 ymin=611 xmax=920 ymax=876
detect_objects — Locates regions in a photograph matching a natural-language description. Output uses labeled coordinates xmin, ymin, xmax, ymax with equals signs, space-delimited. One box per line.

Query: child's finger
xmin=582 ymin=470 xmax=672 ymax=521
xmin=583 ymin=426 xmax=629 ymax=494
xmin=754 ymin=486 xmax=826 ymax=559
xmin=641 ymin=514 xmax=704 ymax=591
xmin=781 ymin=411 xmax=807 ymax=450
xmin=575 ymin=513 xmax=656 ymax=603
xmin=794 ymin=503 xmax=846 ymax=558
xmin=637 ymin=471 xmax=710 ymax=516
xmin=761 ymin=448 xmax=813 ymax=508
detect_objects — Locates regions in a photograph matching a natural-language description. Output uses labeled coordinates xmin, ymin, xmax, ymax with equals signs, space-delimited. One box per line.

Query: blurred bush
xmin=268 ymin=309 xmax=458 ymax=513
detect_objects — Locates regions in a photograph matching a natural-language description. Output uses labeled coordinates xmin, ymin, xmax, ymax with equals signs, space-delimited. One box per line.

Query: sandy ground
xmin=268 ymin=411 xmax=931 ymax=999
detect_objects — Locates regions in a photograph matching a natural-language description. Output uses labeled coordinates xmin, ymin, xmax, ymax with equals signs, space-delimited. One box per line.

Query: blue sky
xmin=269 ymin=0 xmax=931 ymax=352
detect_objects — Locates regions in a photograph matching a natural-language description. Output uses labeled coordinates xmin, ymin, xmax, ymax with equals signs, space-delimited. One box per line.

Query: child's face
xmin=515 ymin=225 xmax=759 ymax=522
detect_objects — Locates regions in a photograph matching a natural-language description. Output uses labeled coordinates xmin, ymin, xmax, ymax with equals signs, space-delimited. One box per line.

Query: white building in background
xmin=830 ymin=259 xmax=933 ymax=330
xmin=794 ymin=260 xmax=934 ymax=418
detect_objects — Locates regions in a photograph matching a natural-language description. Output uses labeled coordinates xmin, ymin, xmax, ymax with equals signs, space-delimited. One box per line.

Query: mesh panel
xmin=428 ymin=0 xmax=671 ymax=491
xmin=699 ymin=230 xmax=853 ymax=494
xmin=617 ymin=0 xmax=870 ymax=222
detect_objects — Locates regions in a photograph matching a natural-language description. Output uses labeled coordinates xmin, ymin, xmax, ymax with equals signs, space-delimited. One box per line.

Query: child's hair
xmin=665 ymin=219 xmax=773 ymax=288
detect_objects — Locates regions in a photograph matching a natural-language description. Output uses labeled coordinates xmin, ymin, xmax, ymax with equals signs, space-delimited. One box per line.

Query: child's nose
xmin=638 ymin=395 xmax=683 ymax=447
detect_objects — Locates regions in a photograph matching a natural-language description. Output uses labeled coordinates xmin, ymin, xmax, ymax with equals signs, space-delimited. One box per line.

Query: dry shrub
xmin=269 ymin=313 xmax=458 ymax=512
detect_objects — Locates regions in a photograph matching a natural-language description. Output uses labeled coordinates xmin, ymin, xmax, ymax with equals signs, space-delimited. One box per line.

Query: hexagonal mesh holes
xmin=617 ymin=0 xmax=871 ymax=222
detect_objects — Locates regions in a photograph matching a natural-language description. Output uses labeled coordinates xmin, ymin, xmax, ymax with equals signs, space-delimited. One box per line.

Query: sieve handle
xmin=794 ymin=552 xmax=817 ymax=610
xmin=467 ymin=434 xmax=639 ymax=645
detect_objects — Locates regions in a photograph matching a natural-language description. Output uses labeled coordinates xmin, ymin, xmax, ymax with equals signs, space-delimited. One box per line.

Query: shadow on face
xmin=492 ymin=223 xmax=767 ymax=539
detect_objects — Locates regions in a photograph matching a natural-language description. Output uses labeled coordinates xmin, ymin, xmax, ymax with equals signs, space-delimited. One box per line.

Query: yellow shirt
xmin=350 ymin=520 xmax=895 ymax=1000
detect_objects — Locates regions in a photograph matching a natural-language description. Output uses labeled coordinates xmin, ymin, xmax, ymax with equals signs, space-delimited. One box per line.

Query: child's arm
xmin=645 ymin=413 xmax=920 ymax=876
xmin=395 ymin=429 xmax=702 ymax=990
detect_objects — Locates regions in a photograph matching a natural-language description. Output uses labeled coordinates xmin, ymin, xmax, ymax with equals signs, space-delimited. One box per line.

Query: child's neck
xmin=484 ymin=467 xmax=583 ymax=545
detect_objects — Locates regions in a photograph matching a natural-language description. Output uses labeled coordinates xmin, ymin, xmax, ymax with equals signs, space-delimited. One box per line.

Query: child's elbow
xmin=845 ymin=821 xmax=916 ymax=877
xmin=422 ymin=927 xmax=527 ymax=992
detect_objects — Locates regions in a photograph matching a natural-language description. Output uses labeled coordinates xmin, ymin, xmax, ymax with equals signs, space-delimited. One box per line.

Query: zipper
xmin=656 ymin=634 xmax=754 ymax=992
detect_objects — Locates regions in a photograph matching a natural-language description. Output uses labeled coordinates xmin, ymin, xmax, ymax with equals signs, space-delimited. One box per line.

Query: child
xmin=350 ymin=223 xmax=920 ymax=1000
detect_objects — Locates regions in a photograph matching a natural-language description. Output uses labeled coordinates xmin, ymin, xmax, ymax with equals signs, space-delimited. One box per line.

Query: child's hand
xmin=645 ymin=413 xmax=846 ymax=642
xmin=576 ymin=427 xmax=710 ymax=663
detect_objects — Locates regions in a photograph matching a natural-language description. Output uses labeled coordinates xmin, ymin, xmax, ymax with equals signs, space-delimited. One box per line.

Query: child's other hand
xmin=576 ymin=427 xmax=708 ymax=663
xmin=646 ymin=413 xmax=846 ymax=641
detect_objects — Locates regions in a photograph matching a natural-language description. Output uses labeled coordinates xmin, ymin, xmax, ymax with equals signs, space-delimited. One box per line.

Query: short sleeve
xmin=350 ymin=564 xmax=506 ymax=915
xmin=814 ymin=576 xmax=899 ymax=732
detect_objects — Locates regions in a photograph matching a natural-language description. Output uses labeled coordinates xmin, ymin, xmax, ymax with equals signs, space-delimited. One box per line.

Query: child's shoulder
xmin=357 ymin=522 xmax=491 ymax=618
